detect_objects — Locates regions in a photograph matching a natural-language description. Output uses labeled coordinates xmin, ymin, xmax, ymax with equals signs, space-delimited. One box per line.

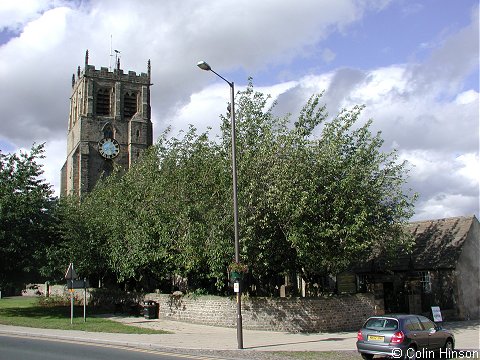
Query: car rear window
xmin=364 ymin=318 xmax=399 ymax=331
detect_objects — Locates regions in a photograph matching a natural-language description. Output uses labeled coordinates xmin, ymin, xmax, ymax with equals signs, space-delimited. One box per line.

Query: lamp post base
xmin=236 ymin=292 xmax=243 ymax=349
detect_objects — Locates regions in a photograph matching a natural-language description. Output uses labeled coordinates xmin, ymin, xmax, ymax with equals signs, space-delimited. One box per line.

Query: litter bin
xmin=143 ymin=300 xmax=158 ymax=319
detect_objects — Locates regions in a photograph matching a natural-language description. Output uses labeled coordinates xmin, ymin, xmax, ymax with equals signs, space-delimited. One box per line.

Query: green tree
xmin=219 ymin=82 xmax=305 ymax=294
xmin=44 ymin=193 xmax=111 ymax=284
xmin=147 ymin=127 xmax=232 ymax=291
xmin=274 ymin=102 xmax=417 ymax=281
xmin=0 ymin=143 xmax=56 ymax=291
xmin=223 ymin=82 xmax=416 ymax=289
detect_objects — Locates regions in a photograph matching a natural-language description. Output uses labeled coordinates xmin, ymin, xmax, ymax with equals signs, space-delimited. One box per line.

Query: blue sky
xmin=222 ymin=0 xmax=478 ymax=88
xmin=0 ymin=0 xmax=478 ymax=221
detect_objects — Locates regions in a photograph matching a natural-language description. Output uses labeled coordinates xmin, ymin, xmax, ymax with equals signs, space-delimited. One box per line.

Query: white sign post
xmin=431 ymin=306 xmax=443 ymax=322
xmin=65 ymin=263 xmax=77 ymax=325
xmin=83 ymin=278 xmax=87 ymax=323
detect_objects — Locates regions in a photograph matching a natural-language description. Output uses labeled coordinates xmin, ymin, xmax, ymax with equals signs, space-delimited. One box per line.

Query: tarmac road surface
xmin=0 ymin=333 xmax=219 ymax=360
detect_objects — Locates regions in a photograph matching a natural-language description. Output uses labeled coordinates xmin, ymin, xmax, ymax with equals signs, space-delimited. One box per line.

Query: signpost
xmin=65 ymin=263 xmax=88 ymax=324
xmin=67 ymin=280 xmax=89 ymax=289
xmin=65 ymin=263 xmax=77 ymax=324
xmin=66 ymin=278 xmax=89 ymax=322
xmin=431 ymin=306 xmax=443 ymax=322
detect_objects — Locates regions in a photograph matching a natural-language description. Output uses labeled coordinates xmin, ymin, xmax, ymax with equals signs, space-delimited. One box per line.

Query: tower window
xmin=103 ymin=123 xmax=113 ymax=138
xmin=124 ymin=92 xmax=137 ymax=119
xmin=96 ymin=88 xmax=111 ymax=116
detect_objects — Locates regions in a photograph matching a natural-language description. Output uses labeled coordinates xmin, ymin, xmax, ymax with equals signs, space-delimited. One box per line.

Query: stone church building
xmin=60 ymin=51 xmax=153 ymax=196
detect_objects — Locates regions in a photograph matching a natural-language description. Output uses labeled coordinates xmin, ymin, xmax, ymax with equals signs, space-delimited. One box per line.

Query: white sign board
xmin=233 ymin=282 xmax=240 ymax=293
xmin=431 ymin=306 xmax=443 ymax=322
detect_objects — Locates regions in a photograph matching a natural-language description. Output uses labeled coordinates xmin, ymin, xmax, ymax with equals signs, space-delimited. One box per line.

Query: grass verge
xmin=0 ymin=296 xmax=168 ymax=334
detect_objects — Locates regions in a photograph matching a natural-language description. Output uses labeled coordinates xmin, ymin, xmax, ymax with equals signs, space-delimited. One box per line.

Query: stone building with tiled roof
xmin=353 ymin=215 xmax=479 ymax=320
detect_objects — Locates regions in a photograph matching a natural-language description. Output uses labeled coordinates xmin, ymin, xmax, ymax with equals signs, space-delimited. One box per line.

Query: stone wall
xmin=456 ymin=217 xmax=480 ymax=320
xmin=22 ymin=283 xmax=90 ymax=303
xmin=145 ymin=293 xmax=375 ymax=333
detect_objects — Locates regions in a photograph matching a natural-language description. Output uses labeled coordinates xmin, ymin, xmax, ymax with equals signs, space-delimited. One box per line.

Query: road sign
xmin=64 ymin=263 xmax=77 ymax=280
xmin=67 ymin=279 xmax=89 ymax=289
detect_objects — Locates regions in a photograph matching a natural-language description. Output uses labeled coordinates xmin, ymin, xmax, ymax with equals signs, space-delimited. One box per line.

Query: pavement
xmin=0 ymin=316 xmax=478 ymax=354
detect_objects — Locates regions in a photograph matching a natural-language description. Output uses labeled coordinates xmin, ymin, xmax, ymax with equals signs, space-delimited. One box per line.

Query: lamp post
xmin=197 ymin=60 xmax=243 ymax=349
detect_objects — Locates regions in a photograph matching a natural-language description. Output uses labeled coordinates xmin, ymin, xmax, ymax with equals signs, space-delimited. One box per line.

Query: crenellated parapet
xmin=71 ymin=49 xmax=151 ymax=88
xmin=76 ymin=65 xmax=150 ymax=84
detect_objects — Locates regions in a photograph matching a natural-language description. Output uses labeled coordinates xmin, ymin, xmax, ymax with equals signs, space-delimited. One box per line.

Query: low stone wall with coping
xmin=145 ymin=293 xmax=375 ymax=332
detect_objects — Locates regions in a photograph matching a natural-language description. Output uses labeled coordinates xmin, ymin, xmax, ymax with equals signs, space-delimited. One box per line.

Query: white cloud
xmin=415 ymin=193 xmax=478 ymax=221
xmin=38 ymin=139 xmax=65 ymax=197
xmin=395 ymin=149 xmax=478 ymax=221
xmin=0 ymin=0 xmax=54 ymax=31
xmin=16 ymin=6 xmax=71 ymax=51
xmin=455 ymin=89 xmax=479 ymax=104
xmin=455 ymin=152 xmax=480 ymax=187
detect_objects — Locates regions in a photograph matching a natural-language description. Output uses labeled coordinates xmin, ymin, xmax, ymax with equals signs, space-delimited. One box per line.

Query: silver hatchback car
xmin=356 ymin=314 xmax=455 ymax=359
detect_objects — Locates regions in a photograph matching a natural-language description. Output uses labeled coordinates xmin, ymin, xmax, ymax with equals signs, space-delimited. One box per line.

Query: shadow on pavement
xmin=246 ymin=337 xmax=351 ymax=350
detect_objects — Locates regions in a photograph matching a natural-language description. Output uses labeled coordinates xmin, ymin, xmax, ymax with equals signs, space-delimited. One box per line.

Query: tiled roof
xmin=406 ymin=215 xmax=477 ymax=270
xmin=355 ymin=215 xmax=478 ymax=272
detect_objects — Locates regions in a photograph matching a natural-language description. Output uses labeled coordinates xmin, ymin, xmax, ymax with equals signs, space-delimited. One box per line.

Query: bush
xmin=89 ymin=288 xmax=144 ymax=310
xmin=36 ymin=294 xmax=78 ymax=307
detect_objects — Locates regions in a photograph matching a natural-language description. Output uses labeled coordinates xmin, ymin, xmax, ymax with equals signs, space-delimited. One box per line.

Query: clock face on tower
xmin=98 ymin=138 xmax=120 ymax=159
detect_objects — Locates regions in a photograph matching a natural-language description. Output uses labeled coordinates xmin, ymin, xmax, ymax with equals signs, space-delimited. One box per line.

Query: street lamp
xmin=197 ymin=60 xmax=243 ymax=349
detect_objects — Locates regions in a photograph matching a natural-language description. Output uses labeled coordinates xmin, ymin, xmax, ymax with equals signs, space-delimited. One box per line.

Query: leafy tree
xmin=219 ymin=83 xmax=304 ymax=294
xmin=153 ymin=127 xmax=233 ymax=291
xmin=272 ymin=102 xmax=417 ymax=281
xmin=0 ymin=143 xmax=56 ymax=292
xmin=44 ymin=193 xmax=111 ymax=285
xmin=222 ymin=82 xmax=416 ymax=289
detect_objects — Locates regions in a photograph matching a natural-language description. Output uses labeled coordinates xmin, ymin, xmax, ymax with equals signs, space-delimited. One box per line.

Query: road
xmin=0 ymin=334 xmax=214 ymax=360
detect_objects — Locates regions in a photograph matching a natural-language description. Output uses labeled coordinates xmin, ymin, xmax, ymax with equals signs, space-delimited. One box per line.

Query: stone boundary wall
xmin=22 ymin=284 xmax=90 ymax=303
xmin=145 ymin=293 xmax=375 ymax=333
xmin=23 ymin=284 xmax=69 ymax=297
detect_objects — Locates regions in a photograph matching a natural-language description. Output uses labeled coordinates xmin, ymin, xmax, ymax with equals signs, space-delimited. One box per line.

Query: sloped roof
xmin=406 ymin=215 xmax=477 ymax=270
xmin=355 ymin=215 xmax=478 ymax=273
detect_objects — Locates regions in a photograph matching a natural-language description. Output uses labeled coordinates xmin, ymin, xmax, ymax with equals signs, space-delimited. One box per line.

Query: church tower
xmin=60 ymin=51 xmax=153 ymax=196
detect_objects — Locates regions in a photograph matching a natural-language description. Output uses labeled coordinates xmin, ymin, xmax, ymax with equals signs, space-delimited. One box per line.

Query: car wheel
xmin=444 ymin=339 xmax=454 ymax=350
xmin=361 ymin=354 xmax=374 ymax=360
xmin=443 ymin=339 xmax=454 ymax=358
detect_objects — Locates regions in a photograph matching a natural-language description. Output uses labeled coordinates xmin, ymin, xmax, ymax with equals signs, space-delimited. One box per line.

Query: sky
xmin=0 ymin=0 xmax=478 ymax=221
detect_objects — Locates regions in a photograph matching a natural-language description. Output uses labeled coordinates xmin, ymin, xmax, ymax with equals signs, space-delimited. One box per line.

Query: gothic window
xmin=103 ymin=123 xmax=113 ymax=138
xmin=136 ymin=129 xmax=140 ymax=140
xmin=124 ymin=91 xmax=137 ymax=119
xmin=96 ymin=88 xmax=111 ymax=116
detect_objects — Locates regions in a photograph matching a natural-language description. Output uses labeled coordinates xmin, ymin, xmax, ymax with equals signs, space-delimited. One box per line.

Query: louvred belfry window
xmin=96 ymin=88 xmax=111 ymax=116
xmin=124 ymin=91 xmax=137 ymax=119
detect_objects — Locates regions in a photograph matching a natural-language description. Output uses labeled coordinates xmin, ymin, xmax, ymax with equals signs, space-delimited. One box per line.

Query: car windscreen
xmin=364 ymin=318 xmax=399 ymax=331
